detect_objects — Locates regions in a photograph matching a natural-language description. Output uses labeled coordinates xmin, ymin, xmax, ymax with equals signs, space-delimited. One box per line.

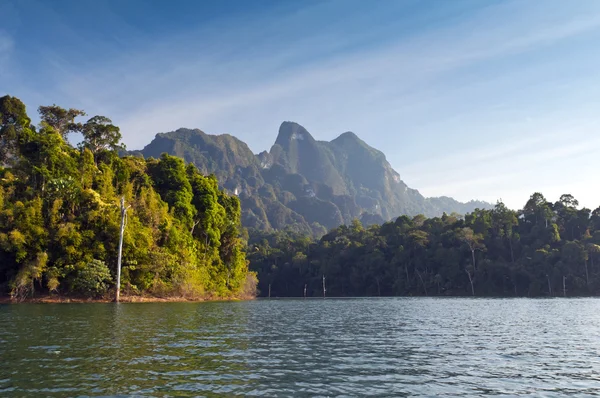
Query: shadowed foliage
xmin=248 ymin=195 xmax=600 ymax=298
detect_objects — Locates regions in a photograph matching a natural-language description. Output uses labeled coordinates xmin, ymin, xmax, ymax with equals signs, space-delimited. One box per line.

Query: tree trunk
xmin=115 ymin=197 xmax=127 ymax=302
xmin=585 ymin=260 xmax=589 ymax=287
xmin=546 ymin=274 xmax=552 ymax=296
xmin=376 ymin=277 xmax=381 ymax=297
xmin=465 ymin=269 xmax=475 ymax=296
xmin=415 ymin=270 xmax=427 ymax=296
xmin=509 ymin=237 xmax=515 ymax=264
xmin=563 ymin=276 xmax=566 ymax=297
xmin=471 ymin=248 xmax=476 ymax=272
xmin=190 ymin=220 xmax=200 ymax=235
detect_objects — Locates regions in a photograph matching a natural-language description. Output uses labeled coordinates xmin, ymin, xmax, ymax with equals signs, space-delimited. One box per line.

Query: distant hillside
xmin=134 ymin=122 xmax=492 ymax=235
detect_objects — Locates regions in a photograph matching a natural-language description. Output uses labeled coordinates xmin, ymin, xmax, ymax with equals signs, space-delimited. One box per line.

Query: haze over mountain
xmin=135 ymin=122 xmax=490 ymax=234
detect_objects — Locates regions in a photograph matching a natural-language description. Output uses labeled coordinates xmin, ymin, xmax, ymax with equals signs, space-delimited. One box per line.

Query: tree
xmin=562 ymin=241 xmax=587 ymax=287
xmin=492 ymin=201 xmax=518 ymax=262
xmin=587 ymin=243 xmax=600 ymax=284
xmin=80 ymin=115 xmax=123 ymax=156
xmin=148 ymin=154 xmax=196 ymax=226
xmin=0 ymin=95 xmax=31 ymax=165
xmin=38 ymin=105 xmax=85 ymax=140
xmin=524 ymin=192 xmax=553 ymax=227
xmin=71 ymin=259 xmax=113 ymax=298
xmin=559 ymin=194 xmax=579 ymax=208
xmin=458 ymin=227 xmax=484 ymax=271
xmin=591 ymin=207 xmax=600 ymax=232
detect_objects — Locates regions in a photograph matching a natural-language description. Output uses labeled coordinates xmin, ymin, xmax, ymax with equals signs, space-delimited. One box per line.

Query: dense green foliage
xmin=0 ymin=95 xmax=254 ymax=300
xmin=135 ymin=122 xmax=491 ymax=237
xmin=249 ymin=194 xmax=600 ymax=297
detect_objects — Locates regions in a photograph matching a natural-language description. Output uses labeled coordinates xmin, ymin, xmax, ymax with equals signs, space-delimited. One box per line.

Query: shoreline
xmin=0 ymin=295 xmax=254 ymax=304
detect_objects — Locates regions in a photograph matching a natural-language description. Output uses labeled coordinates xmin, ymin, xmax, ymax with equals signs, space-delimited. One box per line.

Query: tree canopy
xmin=0 ymin=95 xmax=255 ymax=300
xmin=249 ymin=194 xmax=600 ymax=298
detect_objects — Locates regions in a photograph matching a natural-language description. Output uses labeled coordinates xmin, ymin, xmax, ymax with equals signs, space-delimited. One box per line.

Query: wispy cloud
xmin=2 ymin=0 xmax=600 ymax=210
xmin=0 ymin=30 xmax=13 ymax=74
xmin=405 ymin=121 xmax=600 ymax=209
xmin=99 ymin=0 xmax=600 ymax=147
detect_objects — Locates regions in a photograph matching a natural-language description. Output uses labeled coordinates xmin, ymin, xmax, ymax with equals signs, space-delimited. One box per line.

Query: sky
xmin=1 ymin=0 xmax=600 ymax=210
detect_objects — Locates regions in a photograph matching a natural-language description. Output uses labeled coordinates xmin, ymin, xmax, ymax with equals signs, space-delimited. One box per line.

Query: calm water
xmin=1 ymin=298 xmax=600 ymax=397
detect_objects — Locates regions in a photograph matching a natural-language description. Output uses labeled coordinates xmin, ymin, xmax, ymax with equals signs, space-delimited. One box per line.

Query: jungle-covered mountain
xmin=134 ymin=121 xmax=490 ymax=235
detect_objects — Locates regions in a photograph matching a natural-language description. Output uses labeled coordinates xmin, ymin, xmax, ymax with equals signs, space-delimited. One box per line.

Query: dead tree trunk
xmin=115 ymin=197 xmax=130 ymax=303
xmin=465 ymin=269 xmax=475 ymax=296
xmin=190 ymin=220 xmax=200 ymax=235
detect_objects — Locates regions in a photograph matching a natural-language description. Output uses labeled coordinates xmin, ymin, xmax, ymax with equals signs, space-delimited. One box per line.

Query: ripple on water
xmin=2 ymin=298 xmax=600 ymax=396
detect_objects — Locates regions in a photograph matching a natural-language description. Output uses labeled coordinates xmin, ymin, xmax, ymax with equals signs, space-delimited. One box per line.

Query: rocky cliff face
xmin=135 ymin=122 xmax=491 ymax=234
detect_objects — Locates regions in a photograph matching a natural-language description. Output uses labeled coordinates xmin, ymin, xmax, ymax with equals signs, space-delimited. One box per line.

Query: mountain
xmin=133 ymin=122 xmax=492 ymax=235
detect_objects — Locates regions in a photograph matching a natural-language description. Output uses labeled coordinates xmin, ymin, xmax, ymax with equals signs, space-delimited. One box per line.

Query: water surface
xmin=1 ymin=298 xmax=600 ymax=397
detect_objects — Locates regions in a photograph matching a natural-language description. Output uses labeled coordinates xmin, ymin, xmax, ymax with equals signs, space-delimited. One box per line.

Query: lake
xmin=1 ymin=298 xmax=600 ymax=397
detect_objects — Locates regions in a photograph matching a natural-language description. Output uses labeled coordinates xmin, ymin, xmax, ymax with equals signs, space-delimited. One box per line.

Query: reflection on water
xmin=1 ymin=298 xmax=600 ymax=396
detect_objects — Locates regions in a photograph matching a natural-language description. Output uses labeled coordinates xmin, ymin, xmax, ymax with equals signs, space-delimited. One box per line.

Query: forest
xmin=3 ymin=94 xmax=600 ymax=301
xmin=249 ymin=195 xmax=600 ymax=297
xmin=0 ymin=95 xmax=255 ymax=300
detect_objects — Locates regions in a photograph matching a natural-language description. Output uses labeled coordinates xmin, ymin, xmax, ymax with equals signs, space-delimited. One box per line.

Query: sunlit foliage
xmin=0 ymin=95 xmax=255 ymax=300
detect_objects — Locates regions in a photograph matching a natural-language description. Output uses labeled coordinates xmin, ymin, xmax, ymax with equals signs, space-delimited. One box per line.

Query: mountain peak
xmin=331 ymin=131 xmax=364 ymax=146
xmin=136 ymin=122 xmax=493 ymax=235
xmin=334 ymin=131 xmax=359 ymax=141
xmin=275 ymin=121 xmax=314 ymax=147
xmin=330 ymin=130 xmax=379 ymax=158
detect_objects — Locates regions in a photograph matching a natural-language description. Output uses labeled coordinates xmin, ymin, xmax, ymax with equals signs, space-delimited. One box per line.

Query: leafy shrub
xmin=71 ymin=259 xmax=113 ymax=297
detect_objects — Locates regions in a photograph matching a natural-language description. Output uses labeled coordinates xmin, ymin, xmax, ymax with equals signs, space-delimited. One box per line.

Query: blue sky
xmin=1 ymin=0 xmax=600 ymax=210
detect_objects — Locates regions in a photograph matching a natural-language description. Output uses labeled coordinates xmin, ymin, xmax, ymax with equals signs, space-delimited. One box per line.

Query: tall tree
xmin=38 ymin=105 xmax=85 ymax=140
xmin=80 ymin=116 xmax=123 ymax=156
xmin=524 ymin=192 xmax=553 ymax=227
xmin=0 ymin=95 xmax=32 ymax=165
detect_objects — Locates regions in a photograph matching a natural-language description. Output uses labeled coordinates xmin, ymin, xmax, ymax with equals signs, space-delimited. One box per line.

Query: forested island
xmin=249 ymin=196 xmax=600 ymax=297
xmin=0 ymin=95 xmax=255 ymax=301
